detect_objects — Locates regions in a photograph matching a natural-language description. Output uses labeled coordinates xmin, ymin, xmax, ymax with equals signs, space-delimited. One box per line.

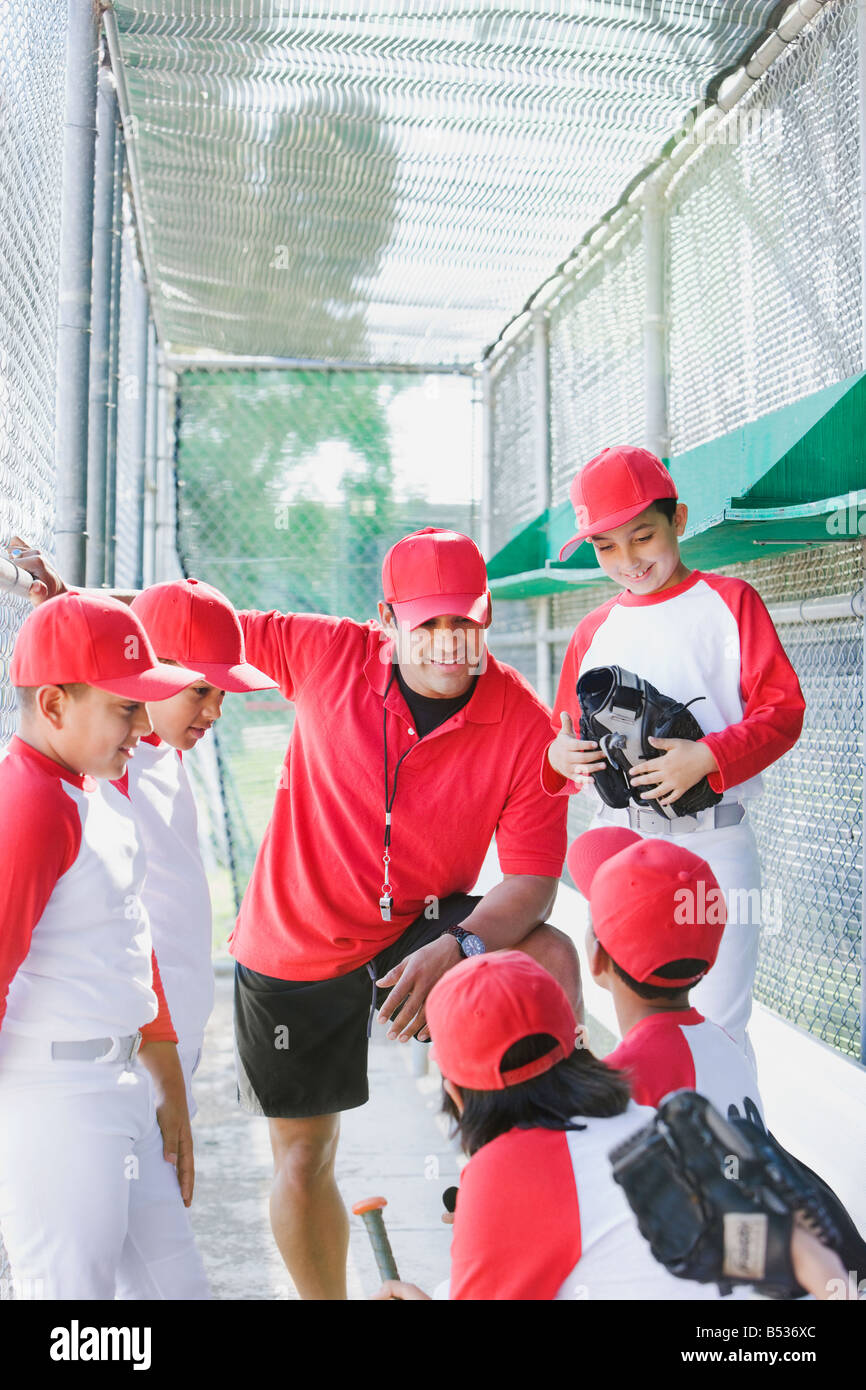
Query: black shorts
xmin=233 ymin=892 xmax=481 ymax=1118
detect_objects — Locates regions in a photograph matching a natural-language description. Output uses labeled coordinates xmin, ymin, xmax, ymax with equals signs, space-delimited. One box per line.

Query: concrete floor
xmin=188 ymin=964 xmax=458 ymax=1300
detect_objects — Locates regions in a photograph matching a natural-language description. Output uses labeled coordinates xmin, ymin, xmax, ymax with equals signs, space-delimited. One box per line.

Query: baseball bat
xmin=0 ymin=554 xmax=40 ymax=600
xmin=351 ymin=1195 xmax=399 ymax=1282
xmin=0 ymin=552 xmax=136 ymax=605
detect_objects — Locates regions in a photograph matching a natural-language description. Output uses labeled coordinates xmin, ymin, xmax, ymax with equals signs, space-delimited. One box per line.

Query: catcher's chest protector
xmin=576 ymin=665 xmax=722 ymax=819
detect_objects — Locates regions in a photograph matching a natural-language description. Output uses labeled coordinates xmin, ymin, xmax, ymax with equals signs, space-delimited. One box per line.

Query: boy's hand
xmin=371 ymin=1280 xmax=431 ymax=1300
xmin=547 ymin=712 xmax=607 ymax=786
xmin=629 ymin=737 xmax=719 ymax=808
xmin=6 ymin=537 xmax=67 ymax=606
xmin=137 ymin=1040 xmax=195 ymax=1206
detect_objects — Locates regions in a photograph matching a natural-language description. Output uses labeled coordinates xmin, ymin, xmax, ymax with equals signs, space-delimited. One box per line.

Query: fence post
xmin=154 ymin=361 xmax=177 ymax=581
xmin=55 ymin=0 xmax=100 ymax=585
xmin=479 ymin=362 xmax=494 ymax=559
xmin=142 ymin=320 xmax=158 ymax=586
xmin=84 ymin=57 xmax=116 ymax=588
xmin=104 ymin=118 xmax=124 ymax=589
xmin=532 ymin=308 xmax=552 ymax=705
xmin=643 ymin=174 xmax=670 ymax=461
xmin=125 ymin=249 xmax=150 ymax=590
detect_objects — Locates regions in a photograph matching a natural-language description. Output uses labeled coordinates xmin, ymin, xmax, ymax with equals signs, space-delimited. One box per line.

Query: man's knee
xmin=515 ymin=923 xmax=583 ymax=1018
xmin=269 ymin=1114 xmax=341 ymax=1187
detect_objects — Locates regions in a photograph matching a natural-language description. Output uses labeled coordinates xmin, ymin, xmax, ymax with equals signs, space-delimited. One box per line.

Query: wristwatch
xmin=443 ymin=925 xmax=487 ymax=957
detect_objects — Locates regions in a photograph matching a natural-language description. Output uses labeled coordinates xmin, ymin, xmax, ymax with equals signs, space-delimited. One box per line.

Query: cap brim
xmin=566 ymin=827 xmax=642 ymax=898
xmin=390 ymin=591 xmax=491 ymax=630
xmin=558 ymin=498 xmax=676 ymax=560
xmin=186 ymin=661 xmax=278 ymax=694
xmin=93 ymin=662 xmax=206 ymax=701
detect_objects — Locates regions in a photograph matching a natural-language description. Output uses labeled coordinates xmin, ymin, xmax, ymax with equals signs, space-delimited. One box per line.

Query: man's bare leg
xmin=268 ymin=1113 xmax=348 ymax=1300
xmin=515 ymin=923 xmax=584 ymax=1022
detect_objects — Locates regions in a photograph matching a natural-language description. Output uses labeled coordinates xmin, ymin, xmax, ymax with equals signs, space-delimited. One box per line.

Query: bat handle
xmin=0 ymin=555 xmax=39 ymax=600
xmin=352 ymin=1197 xmax=399 ymax=1282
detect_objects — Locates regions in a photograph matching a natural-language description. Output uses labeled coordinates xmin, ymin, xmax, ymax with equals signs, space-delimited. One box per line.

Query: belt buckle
xmin=670 ymin=813 xmax=699 ymax=835
xmin=94 ymin=1036 xmax=122 ymax=1064
xmin=634 ymin=805 xmax=671 ymax=834
xmin=93 ymin=1033 xmax=141 ymax=1065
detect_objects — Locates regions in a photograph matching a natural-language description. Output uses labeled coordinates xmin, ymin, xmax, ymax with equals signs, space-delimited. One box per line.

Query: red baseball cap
xmin=131 ymin=579 xmax=276 ymax=693
xmin=382 ymin=528 xmax=491 ymax=630
xmin=426 ymin=951 xmax=577 ymax=1091
xmin=567 ymin=826 xmax=642 ymax=894
xmin=559 ymin=446 xmax=678 ymax=561
xmin=11 ymin=591 xmax=204 ymax=700
xmin=567 ymin=830 xmax=725 ymax=988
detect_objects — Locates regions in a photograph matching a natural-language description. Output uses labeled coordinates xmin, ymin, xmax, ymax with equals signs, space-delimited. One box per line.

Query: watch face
xmin=461 ymin=933 xmax=486 ymax=957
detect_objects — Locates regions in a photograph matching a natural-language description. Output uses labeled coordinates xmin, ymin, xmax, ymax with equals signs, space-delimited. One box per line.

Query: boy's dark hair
xmin=589 ymin=923 xmax=704 ymax=1003
xmin=15 ymin=683 xmax=89 ymax=712
xmin=441 ymin=1031 xmax=631 ymax=1156
xmin=609 ymin=955 xmax=706 ymax=1004
xmin=650 ymin=497 xmax=678 ymax=523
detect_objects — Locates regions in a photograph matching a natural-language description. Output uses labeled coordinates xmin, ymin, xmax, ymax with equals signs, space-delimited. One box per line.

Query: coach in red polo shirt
xmin=230 ymin=527 xmax=576 ymax=1300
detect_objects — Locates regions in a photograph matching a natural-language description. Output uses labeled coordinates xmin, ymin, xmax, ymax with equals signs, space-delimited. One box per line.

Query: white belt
xmin=0 ymin=1031 xmax=142 ymax=1064
xmin=598 ymin=802 xmax=746 ymax=836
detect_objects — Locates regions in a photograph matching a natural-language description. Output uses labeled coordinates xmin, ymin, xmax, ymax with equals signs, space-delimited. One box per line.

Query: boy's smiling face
xmin=146 ymin=670 xmax=226 ymax=751
xmin=24 ymin=684 xmax=153 ymax=780
xmin=590 ymin=501 xmax=690 ymax=595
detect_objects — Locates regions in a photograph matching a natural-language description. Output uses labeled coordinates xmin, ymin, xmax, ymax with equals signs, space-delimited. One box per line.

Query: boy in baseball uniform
xmin=567 ymin=827 xmax=763 ymax=1119
xmin=120 ymin=578 xmax=276 ymax=1113
xmin=374 ymin=951 xmax=726 ymax=1301
xmin=544 ymin=446 xmax=805 ymax=1054
xmin=8 ymin=548 xmax=278 ymax=1115
xmin=0 ymin=592 xmax=210 ymax=1299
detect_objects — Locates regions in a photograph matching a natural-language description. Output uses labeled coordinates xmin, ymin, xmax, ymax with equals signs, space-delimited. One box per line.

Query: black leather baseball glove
xmin=576 ymin=665 xmax=722 ymax=817
xmin=608 ymin=1090 xmax=866 ymax=1299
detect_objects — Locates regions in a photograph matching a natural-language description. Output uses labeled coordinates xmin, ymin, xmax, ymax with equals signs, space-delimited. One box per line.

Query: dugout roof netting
xmin=113 ymin=0 xmax=786 ymax=367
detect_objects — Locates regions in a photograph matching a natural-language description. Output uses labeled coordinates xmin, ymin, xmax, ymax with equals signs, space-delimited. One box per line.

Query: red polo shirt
xmin=229 ymin=611 xmax=567 ymax=981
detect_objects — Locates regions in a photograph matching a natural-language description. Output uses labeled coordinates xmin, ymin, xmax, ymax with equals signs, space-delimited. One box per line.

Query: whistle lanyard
xmin=380 ymin=668 xmax=414 ymax=922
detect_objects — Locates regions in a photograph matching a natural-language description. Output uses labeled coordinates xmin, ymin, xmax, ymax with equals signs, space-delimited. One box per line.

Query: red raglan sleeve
xmin=139 ymin=950 xmax=177 ymax=1043
xmin=495 ymin=697 xmax=568 ymax=878
xmin=238 ymin=610 xmax=346 ymax=701
xmin=605 ymin=1027 xmax=696 ymax=1110
xmin=541 ymin=599 xmax=618 ymax=797
xmin=0 ymin=761 xmax=80 ymax=1032
xmin=449 ymin=1129 xmax=582 ymax=1300
xmin=698 ymin=579 xmax=806 ymax=793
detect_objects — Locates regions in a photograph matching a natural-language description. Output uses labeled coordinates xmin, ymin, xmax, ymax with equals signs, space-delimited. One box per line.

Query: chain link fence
xmin=0 ymin=0 xmax=68 ymax=750
xmin=174 ymin=367 xmax=478 ymax=941
xmin=488 ymin=2 xmax=865 ymax=1060
xmin=0 ymin=0 xmax=69 ymax=1298
xmin=666 ymin=0 xmax=860 ymax=454
xmin=0 ymin=0 xmax=862 ymax=1300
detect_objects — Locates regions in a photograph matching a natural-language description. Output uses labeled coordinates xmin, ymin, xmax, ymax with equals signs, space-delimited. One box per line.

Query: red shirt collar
xmin=625 ymin=1006 xmax=705 ymax=1038
xmin=363 ymin=632 xmax=505 ymax=725
xmin=617 ymin=570 xmax=702 ymax=607
xmin=9 ymin=734 xmax=95 ymax=792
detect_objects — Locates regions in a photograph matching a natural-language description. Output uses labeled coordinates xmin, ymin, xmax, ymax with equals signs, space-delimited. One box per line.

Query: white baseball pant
xmin=0 ymin=1042 xmax=210 ymax=1301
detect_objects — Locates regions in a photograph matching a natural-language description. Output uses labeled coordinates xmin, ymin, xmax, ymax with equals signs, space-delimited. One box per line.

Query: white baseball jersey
xmin=543 ymin=569 xmax=805 ymax=805
xmin=0 ymin=736 xmax=174 ymax=1042
xmin=545 ymin=570 xmax=805 ymax=1050
xmin=117 ymin=733 xmax=214 ymax=1045
xmin=448 ymin=1103 xmax=733 ymax=1300
xmin=605 ymin=1007 xmax=763 ymax=1119
xmin=0 ymin=735 xmax=207 ymax=1299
